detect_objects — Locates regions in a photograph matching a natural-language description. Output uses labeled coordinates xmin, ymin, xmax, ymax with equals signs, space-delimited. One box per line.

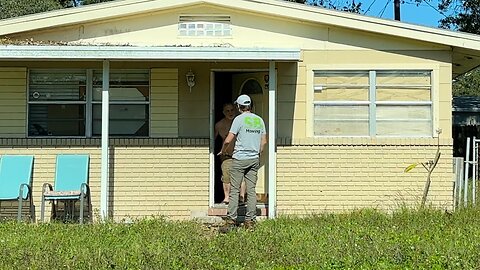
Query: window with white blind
xmin=28 ymin=70 xmax=87 ymax=136
xmin=313 ymin=70 xmax=432 ymax=137
xmin=28 ymin=69 xmax=150 ymax=137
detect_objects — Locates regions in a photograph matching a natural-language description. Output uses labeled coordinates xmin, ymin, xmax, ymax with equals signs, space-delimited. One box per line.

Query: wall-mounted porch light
xmin=186 ymin=69 xmax=195 ymax=93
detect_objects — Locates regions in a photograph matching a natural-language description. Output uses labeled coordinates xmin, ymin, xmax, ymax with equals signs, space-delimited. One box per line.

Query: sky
xmin=359 ymin=0 xmax=446 ymax=28
xmin=306 ymin=0 xmax=450 ymax=28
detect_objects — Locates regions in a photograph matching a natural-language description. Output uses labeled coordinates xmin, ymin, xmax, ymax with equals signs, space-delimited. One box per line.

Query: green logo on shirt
xmin=244 ymin=116 xmax=263 ymax=129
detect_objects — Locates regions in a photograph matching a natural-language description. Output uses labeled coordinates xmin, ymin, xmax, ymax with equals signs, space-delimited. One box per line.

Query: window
xmin=178 ymin=15 xmax=231 ymax=37
xmin=92 ymin=70 xmax=149 ymax=136
xmin=28 ymin=70 xmax=86 ymax=136
xmin=313 ymin=70 xmax=432 ymax=137
xmin=241 ymin=78 xmax=263 ymax=95
xmin=28 ymin=69 xmax=150 ymax=137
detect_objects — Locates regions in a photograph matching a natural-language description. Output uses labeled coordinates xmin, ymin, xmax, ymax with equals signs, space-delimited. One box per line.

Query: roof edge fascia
xmin=0 ymin=0 xmax=200 ymax=35
xmin=0 ymin=45 xmax=301 ymax=61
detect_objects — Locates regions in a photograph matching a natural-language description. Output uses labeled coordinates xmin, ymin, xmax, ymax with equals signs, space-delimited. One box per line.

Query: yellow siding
xmin=0 ymin=138 xmax=209 ymax=221
xmin=177 ymin=64 xmax=210 ymax=138
xmin=0 ymin=68 xmax=26 ymax=138
xmin=151 ymin=68 xmax=178 ymax=137
xmin=438 ymin=64 xmax=452 ymax=138
xmin=277 ymin=138 xmax=453 ymax=215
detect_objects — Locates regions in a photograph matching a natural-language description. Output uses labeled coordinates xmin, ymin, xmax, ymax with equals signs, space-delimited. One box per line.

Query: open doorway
xmin=212 ymin=71 xmax=269 ymax=205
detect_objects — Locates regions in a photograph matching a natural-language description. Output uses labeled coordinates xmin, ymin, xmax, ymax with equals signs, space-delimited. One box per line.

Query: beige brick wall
xmin=277 ymin=138 xmax=453 ymax=216
xmin=0 ymin=138 xmax=209 ymax=221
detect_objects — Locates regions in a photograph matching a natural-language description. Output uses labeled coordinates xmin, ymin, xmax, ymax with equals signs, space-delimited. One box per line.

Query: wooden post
xmin=394 ymin=0 xmax=401 ymax=21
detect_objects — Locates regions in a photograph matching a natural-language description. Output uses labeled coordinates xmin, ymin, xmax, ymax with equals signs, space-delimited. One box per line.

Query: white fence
xmin=454 ymin=136 xmax=480 ymax=209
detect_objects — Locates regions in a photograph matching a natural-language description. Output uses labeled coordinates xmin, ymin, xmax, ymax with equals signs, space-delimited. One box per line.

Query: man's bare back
xmin=214 ymin=103 xmax=236 ymax=155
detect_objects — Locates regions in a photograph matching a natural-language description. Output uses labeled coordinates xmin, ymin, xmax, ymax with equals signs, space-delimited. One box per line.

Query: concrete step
xmin=208 ymin=204 xmax=268 ymax=217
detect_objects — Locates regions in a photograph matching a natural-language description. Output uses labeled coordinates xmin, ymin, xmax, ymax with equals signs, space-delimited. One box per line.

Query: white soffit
xmin=0 ymin=46 xmax=301 ymax=61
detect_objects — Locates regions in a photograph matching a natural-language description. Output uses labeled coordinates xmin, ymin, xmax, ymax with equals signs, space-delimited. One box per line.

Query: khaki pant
xmin=227 ymin=158 xmax=260 ymax=222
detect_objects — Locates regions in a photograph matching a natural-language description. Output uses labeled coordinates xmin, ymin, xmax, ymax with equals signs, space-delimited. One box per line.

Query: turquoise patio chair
xmin=41 ymin=154 xmax=90 ymax=224
xmin=0 ymin=155 xmax=34 ymax=221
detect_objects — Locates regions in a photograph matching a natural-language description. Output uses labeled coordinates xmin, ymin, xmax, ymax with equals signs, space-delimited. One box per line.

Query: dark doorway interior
xmin=214 ymin=72 xmax=233 ymax=203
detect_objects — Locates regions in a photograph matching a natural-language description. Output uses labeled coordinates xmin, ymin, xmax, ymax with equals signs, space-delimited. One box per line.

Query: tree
xmin=411 ymin=0 xmax=480 ymax=96
xmin=411 ymin=0 xmax=479 ymax=34
xmin=0 ymin=0 xmax=62 ymax=19
xmin=437 ymin=0 xmax=480 ymax=34
xmin=452 ymin=68 xmax=480 ymax=96
xmin=431 ymin=0 xmax=480 ymax=96
xmin=0 ymin=0 xmax=114 ymax=19
xmin=285 ymin=0 xmax=362 ymax=13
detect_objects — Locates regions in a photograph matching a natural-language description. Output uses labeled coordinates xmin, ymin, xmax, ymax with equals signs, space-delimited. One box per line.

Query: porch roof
xmin=0 ymin=45 xmax=301 ymax=61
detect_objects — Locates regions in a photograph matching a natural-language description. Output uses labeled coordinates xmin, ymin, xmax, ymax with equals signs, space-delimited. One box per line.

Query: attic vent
xmin=178 ymin=15 xmax=231 ymax=37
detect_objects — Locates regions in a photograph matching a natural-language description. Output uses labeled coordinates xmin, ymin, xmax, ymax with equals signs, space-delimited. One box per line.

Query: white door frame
xmin=208 ymin=67 xmax=276 ymax=211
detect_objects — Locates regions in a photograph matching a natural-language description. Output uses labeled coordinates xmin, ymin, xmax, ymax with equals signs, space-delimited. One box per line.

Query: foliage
xmin=2 ymin=207 xmax=480 ymax=269
xmin=453 ymin=68 xmax=480 ymax=96
xmin=285 ymin=0 xmax=362 ymax=13
xmin=411 ymin=0 xmax=480 ymax=96
xmin=411 ymin=0 xmax=480 ymax=33
xmin=437 ymin=0 xmax=480 ymax=34
xmin=0 ymin=0 xmax=115 ymax=19
xmin=0 ymin=0 xmax=62 ymax=20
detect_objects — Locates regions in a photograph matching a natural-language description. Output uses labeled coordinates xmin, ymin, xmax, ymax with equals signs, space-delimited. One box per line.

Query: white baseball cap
xmin=235 ymin=94 xmax=251 ymax=106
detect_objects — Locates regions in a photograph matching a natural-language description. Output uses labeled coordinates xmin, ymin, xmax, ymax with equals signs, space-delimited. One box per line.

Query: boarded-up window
xmin=313 ymin=71 xmax=369 ymax=136
xmin=375 ymin=71 xmax=432 ymax=136
xmin=313 ymin=70 xmax=432 ymax=137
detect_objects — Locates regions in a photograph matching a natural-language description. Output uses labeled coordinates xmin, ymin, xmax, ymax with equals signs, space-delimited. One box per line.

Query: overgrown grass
xmin=2 ymin=207 xmax=480 ymax=269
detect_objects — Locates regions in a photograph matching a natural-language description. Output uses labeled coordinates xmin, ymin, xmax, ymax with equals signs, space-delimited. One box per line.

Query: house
xmin=452 ymin=96 xmax=480 ymax=157
xmin=1 ymin=0 xmax=480 ymax=221
xmin=453 ymin=96 xmax=480 ymax=126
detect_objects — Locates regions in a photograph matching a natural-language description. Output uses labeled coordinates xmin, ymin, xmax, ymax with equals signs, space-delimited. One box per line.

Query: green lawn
xmin=1 ymin=207 xmax=480 ymax=269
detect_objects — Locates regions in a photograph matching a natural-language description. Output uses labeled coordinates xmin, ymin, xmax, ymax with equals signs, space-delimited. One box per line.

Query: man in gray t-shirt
xmin=218 ymin=94 xmax=267 ymax=231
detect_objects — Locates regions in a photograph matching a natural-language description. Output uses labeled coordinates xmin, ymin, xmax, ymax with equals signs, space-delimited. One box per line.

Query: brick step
xmin=208 ymin=204 xmax=268 ymax=216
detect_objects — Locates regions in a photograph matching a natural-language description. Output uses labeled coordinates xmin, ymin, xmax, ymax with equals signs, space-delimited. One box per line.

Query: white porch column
xmin=100 ymin=60 xmax=110 ymax=219
xmin=268 ymin=61 xmax=277 ymax=219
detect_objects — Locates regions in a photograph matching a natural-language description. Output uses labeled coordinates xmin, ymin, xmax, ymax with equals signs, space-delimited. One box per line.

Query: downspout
xmin=268 ymin=61 xmax=277 ymax=219
xmin=100 ymin=60 xmax=110 ymax=220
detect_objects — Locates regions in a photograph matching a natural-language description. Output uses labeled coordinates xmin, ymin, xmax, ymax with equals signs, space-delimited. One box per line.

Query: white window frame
xmin=178 ymin=15 xmax=232 ymax=37
xmin=27 ymin=68 xmax=151 ymax=138
xmin=91 ymin=69 xmax=150 ymax=138
xmin=308 ymin=66 xmax=438 ymax=138
xmin=27 ymin=69 xmax=87 ymax=138
xmin=312 ymin=70 xmax=371 ymax=137
xmin=374 ymin=70 xmax=433 ymax=137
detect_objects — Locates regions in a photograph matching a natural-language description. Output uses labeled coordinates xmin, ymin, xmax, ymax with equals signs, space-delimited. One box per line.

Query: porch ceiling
xmin=0 ymin=45 xmax=301 ymax=61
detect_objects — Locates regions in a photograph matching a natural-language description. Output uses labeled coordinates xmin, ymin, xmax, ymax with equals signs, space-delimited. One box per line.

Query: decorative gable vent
xmin=178 ymin=15 xmax=231 ymax=37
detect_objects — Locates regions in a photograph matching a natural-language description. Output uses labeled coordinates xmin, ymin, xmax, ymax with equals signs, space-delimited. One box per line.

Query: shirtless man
xmin=214 ymin=103 xmax=246 ymax=204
